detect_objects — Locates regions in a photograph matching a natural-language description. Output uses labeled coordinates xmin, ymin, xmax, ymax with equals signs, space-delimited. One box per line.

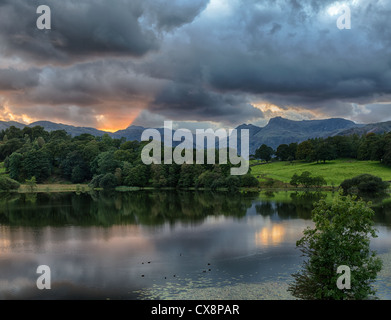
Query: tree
xmin=314 ymin=140 xmax=336 ymax=163
xmin=255 ymin=144 xmax=274 ymax=162
xmin=296 ymin=140 xmax=314 ymax=162
xmin=276 ymin=144 xmax=290 ymax=161
xmin=225 ymin=175 xmax=240 ymax=192
xmin=99 ymin=173 xmax=118 ymax=190
xmin=290 ymin=171 xmax=327 ymax=189
xmin=123 ymin=165 xmax=149 ymax=187
xmin=288 ymin=193 xmax=382 ymax=300
xmin=22 ymin=150 xmax=51 ymax=182
xmin=290 ymin=173 xmax=299 ymax=188
xmin=0 ymin=138 xmax=24 ymax=161
xmin=340 ymin=174 xmax=389 ymax=195
xmin=25 ymin=176 xmax=37 ymax=192
xmin=0 ymin=176 xmax=20 ymax=192
xmin=92 ymin=151 xmax=121 ymax=175
xmin=240 ymin=174 xmax=259 ymax=187
xmin=8 ymin=152 xmax=23 ymax=181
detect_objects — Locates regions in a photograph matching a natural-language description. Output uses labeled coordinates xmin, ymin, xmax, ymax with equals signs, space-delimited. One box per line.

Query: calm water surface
xmin=0 ymin=191 xmax=390 ymax=300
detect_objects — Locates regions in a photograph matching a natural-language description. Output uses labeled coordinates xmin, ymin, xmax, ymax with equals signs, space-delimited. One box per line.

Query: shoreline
xmin=10 ymin=184 xmax=389 ymax=195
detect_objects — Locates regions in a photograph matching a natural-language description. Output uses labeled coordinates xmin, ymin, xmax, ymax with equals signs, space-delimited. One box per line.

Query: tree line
xmin=254 ymin=131 xmax=391 ymax=165
xmin=0 ymin=126 xmax=259 ymax=190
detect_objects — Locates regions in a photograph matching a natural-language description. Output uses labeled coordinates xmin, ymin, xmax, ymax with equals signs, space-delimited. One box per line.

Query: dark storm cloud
xmin=4 ymin=60 xmax=165 ymax=108
xmin=0 ymin=0 xmax=209 ymax=65
xmin=1 ymin=0 xmax=391 ymax=127
xmin=0 ymin=68 xmax=40 ymax=91
xmin=150 ymin=82 xmax=264 ymax=125
xmin=0 ymin=0 xmax=158 ymax=64
xmin=194 ymin=0 xmax=391 ymax=103
xmin=144 ymin=0 xmax=210 ymax=31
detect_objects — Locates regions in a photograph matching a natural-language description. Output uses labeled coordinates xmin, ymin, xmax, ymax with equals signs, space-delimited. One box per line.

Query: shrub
xmin=290 ymin=171 xmax=327 ymax=189
xmin=340 ymin=174 xmax=389 ymax=195
xmin=240 ymin=174 xmax=259 ymax=187
xmin=0 ymin=176 xmax=20 ymax=192
xmin=99 ymin=173 xmax=118 ymax=190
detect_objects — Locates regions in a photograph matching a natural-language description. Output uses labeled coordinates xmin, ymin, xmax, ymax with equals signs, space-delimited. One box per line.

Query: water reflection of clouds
xmin=255 ymin=225 xmax=286 ymax=247
xmin=0 ymin=225 xmax=157 ymax=299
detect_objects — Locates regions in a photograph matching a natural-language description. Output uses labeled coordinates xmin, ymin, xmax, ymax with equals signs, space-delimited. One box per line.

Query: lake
xmin=0 ymin=191 xmax=390 ymax=300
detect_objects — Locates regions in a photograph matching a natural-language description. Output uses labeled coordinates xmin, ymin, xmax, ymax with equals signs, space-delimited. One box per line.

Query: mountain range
xmin=1 ymin=117 xmax=391 ymax=154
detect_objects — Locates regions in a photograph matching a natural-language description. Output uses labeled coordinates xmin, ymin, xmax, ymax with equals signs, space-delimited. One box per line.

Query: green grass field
xmin=250 ymin=159 xmax=391 ymax=186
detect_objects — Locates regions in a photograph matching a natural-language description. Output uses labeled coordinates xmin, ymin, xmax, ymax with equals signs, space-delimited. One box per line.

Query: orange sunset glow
xmin=255 ymin=224 xmax=286 ymax=247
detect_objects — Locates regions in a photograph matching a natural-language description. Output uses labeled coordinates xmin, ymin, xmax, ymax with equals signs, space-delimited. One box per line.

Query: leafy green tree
xmin=22 ymin=150 xmax=51 ymax=182
xmin=296 ymin=140 xmax=314 ymax=162
xmin=0 ymin=176 xmax=20 ymax=192
xmin=255 ymin=144 xmax=274 ymax=162
xmin=48 ymin=130 xmax=70 ymax=142
xmin=290 ymin=171 xmax=327 ymax=189
xmin=225 ymin=175 xmax=241 ymax=192
xmin=123 ymin=165 xmax=149 ymax=187
xmin=92 ymin=151 xmax=121 ymax=175
xmin=290 ymin=173 xmax=299 ymax=188
xmin=276 ymin=143 xmax=297 ymax=161
xmin=60 ymin=151 xmax=90 ymax=182
xmin=25 ymin=176 xmax=37 ymax=192
xmin=80 ymin=140 xmax=100 ymax=163
xmin=288 ymin=193 xmax=383 ymax=300
xmin=8 ymin=152 xmax=24 ymax=181
xmin=71 ymin=165 xmax=88 ymax=184
xmin=382 ymin=133 xmax=391 ymax=166
xmin=0 ymin=138 xmax=24 ymax=161
xmin=314 ymin=140 xmax=336 ymax=163
xmin=196 ymin=171 xmax=223 ymax=189
xmin=89 ymin=174 xmax=104 ymax=189
xmin=240 ymin=174 xmax=259 ymax=187
xmin=99 ymin=173 xmax=118 ymax=190
xmin=357 ymin=133 xmax=384 ymax=161
xmin=276 ymin=144 xmax=290 ymax=161
xmin=340 ymin=174 xmax=389 ymax=195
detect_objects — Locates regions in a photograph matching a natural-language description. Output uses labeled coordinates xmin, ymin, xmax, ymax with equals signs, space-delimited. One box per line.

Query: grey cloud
xmin=0 ymin=1 xmax=147 ymax=64
xmin=1 ymin=0 xmax=391 ymax=128
xmin=144 ymin=0 xmax=210 ymax=31
xmin=0 ymin=0 xmax=210 ymax=65
xmin=10 ymin=60 xmax=166 ymax=107
xmin=0 ymin=68 xmax=40 ymax=91
xmin=150 ymin=83 xmax=264 ymax=125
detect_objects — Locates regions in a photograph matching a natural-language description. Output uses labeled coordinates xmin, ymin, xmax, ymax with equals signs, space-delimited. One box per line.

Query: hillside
xmin=250 ymin=159 xmax=391 ymax=186
xmin=338 ymin=121 xmax=391 ymax=137
xmin=239 ymin=117 xmax=361 ymax=154
xmin=1 ymin=117 xmax=391 ymax=153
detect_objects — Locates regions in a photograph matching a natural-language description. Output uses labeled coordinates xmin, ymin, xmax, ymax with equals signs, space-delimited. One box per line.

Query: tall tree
xmin=288 ymin=193 xmax=382 ymax=300
xmin=255 ymin=144 xmax=274 ymax=162
xmin=296 ymin=140 xmax=314 ymax=162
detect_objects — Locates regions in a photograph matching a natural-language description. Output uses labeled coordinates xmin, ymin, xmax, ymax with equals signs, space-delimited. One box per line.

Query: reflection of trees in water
xmin=371 ymin=195 xmax=391 ymax=229
xmin=1 ymin=191 xmax=390 ymax=228
xmin=0 ymin=191 xmax=257 ymax=227
xmin=256 ymin=192 xmax=327 ymax=220
xmin=256 ymin=201 xmax=312 ymax=220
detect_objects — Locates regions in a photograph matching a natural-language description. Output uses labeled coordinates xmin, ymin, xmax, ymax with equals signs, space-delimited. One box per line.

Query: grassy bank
xmin=250 ymin=159 xmax=391 ymax=186
xmin=17 ymin=184 xmax=91 ymax=193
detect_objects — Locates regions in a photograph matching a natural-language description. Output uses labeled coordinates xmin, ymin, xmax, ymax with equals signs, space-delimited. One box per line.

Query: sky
xmin=0 ymin=0 xmax=391 ymax=132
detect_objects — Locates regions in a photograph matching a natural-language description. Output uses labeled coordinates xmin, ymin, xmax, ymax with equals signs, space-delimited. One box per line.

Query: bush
xmin=89 ymin=174 xmax=105 ymax=189
xmin=0 ymin=176 xmax=20 ymax=191
xmin=99 ymin=173 xmax=118 ymax=190
xmin=290 ymin=171 xmax=327 ymax=189
xmin=196 ymin=171 xmax=223 ymax=189
xmin=240 ymin=174 xmax=259 ymax=187
xmin=340 ymin=174 xmax=389 ymax=195
xmin=225 ymin=175 xmax=240 ymax=192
